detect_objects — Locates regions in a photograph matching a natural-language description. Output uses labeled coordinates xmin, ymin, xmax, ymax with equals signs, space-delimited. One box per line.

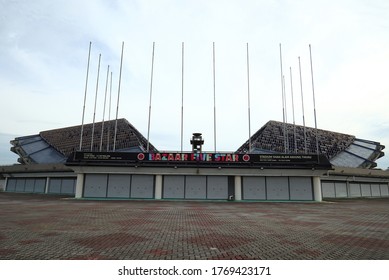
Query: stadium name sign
xmin=143 ymin=153 xmax=317 ymax=163
xmin=70 ymin=151 xmax=330 ymax=168
xmin=145 ymin=153 xmax=241 ymax=162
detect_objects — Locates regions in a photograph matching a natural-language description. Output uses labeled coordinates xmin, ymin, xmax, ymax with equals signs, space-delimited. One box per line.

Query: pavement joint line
xmin=0 ymin=193 xmax=388 ymax=260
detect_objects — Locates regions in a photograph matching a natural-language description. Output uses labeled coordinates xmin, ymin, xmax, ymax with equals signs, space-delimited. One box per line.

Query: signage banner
xmin=71 ymin=151 xmax=327 ymax=166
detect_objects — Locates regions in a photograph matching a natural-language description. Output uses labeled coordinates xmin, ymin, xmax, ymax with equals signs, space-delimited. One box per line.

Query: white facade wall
xmin=3 ymin=163 xmax=389 ymax=201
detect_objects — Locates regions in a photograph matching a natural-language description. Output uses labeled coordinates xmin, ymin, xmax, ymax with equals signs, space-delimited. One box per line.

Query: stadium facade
xmin=1 ymin=119 xmax=389 ymax=201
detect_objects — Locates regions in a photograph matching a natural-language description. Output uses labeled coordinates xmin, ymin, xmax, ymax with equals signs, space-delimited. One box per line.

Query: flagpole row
xmin=91 ymin=53 xmax=101 ymax=151
xmin=113 ymin=42 xmax=124 ymax=152
xmin=107 ymin=71 xmax=113 ymax=151
xmin=79 ymin=41 xmax=92 ymax=151
xmin=181 ymin=42 xmax=184 ymax=153
xmin=147 ymin=42 xmax=155 ymax=152
xmin=213 ymin=42 xmax=217 ymax=153
xmin=246 ymin=43 xmax=252 ymax=153
xmin=309 ymin=44 xmax=319 ymax=156
xmin=100 ymin=65 xmax=110 ymax=152
xmin=298 ymin=56 xmax=307 ymax=153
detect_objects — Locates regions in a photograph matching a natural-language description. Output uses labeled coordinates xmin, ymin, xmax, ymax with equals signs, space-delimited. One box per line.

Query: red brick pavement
xmin=0 ymin=193 xmax=388 ymax=260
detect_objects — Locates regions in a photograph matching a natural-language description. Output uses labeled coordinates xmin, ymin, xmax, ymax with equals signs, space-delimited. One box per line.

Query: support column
xmin=313 ymin=176 xmax=322 ymax=202
xmin=2 ymin=177 xmax=8 ymax=191
xmin=234 ymin=175 xmax=242 ymax=201
xmin=45 ymin=177 xmax=50 ymax=194
xmin=155 ymin=175 xmax=163 ymax=199
xmin=75 ymin=173 xmax=85 ymax=199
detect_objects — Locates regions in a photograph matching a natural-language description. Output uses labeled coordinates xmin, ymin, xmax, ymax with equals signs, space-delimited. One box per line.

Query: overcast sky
xmin=1 ymin=0 xmax=389 ymax=168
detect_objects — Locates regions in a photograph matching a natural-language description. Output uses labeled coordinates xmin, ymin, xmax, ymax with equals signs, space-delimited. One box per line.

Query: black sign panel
xmin=68 ymin=151 xmax=331 ymax=169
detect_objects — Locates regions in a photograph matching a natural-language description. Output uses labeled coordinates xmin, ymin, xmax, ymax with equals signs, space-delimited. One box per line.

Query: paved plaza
xmin=0 ymin=192 xmax=388 ymax=260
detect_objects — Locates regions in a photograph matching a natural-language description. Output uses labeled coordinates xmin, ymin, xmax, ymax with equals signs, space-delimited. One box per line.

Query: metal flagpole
xmin=79 ymin=41 xmax=92 ymax=151
xmin=298 ymin=56 xmax=307 ymax=153
xmin=113 ymin=42 xmax=124 ymax=152
xmin=180 ymin=42 xmax=184 ymax=153
xmin=147 ymin=42 xmax=155 ymax=152
xmin=91 ymin=53 xmax=101 ymax=151
xmin=246 ymin=43 xmax=252 ymax=153
xmin=213 ymin=42 xmax=217 ymax=153
xmin=100 ymin=65 xmax=110 ymax=152
xmin=283 ymin=75 xmax=287 ymax=123
xmin=309 ymin=44 xmax=319 ymax=156
xmin=283 ymin=74 xmax=289 ymax=153
xmin=290 ymin=67 xmax=297 ymax=153
xmin=279 ymin=44 xmax=287 ymax=153
xmin=107 ymin=71 xmax=113 ymax=151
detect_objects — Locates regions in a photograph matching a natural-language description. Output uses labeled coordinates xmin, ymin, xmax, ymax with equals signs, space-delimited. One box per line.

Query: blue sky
xmin=1 ymin=0 xmax=389 ymax=168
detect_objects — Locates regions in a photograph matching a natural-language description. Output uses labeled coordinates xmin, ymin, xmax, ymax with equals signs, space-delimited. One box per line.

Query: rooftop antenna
xmin=146 ymin=42 xmax=155 ymax=152
xmin=107 ymin=71 xmax=113 ymax=151
xmin=91 ymin=53 xmax=101 ymax=151
xmin=290 ymin=67 xmax=297 ymax=153
xmin=213 ymin=42 xmax=217 ymax=153
xmin=246 ymin=43 xmax=252 ymax=153
xmin=113 ymin=42 xmax=124 ymax=152
xmin=309 ymin=44 xmax=319 ymax=156
xmin=279 ymin=43 xmax=287 ymax=153
xmin=180 ymin=42 xmax=184 ymax=153
xmin=79 ymin=41 xmax=92 ymax=151
xmin=100 ymin=65 xmax=110 ymax=152
xmin=298 ymin=56 xmax=307 ymax=153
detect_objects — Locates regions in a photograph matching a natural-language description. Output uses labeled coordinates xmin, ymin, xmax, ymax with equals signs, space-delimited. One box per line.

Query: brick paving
xmin=0 ymin=192 xmax=388 ymax=260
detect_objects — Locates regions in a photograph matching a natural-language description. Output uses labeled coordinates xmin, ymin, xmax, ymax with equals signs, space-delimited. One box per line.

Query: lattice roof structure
xmin=236 ymin=120 xmax=384 ymax=169
xmin=10 ymin=119 xmax=385 ymax=168
xmin=11 ymin=119 xmax=158 ymax=164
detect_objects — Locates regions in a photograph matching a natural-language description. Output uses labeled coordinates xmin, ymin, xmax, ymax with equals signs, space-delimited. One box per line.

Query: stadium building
xmin=1 ymin=119 xmax=389 ymax=201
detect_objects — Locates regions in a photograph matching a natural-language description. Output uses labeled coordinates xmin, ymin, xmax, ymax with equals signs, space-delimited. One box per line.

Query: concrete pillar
xmin=346 ymin=180 xmax=350 ymax=198
xmin=155 ymin=175 xmax=163 ymax=199
xmin=45 ymin=177 xmax=50 ymax=194
xmin=313 ymin=176 xmax=322 ymax=202
xmin=234 ymin=176 xmax=242 ymax=201
xmin=75 ymin=173 xmax=84 ymax=199
xmin=2 ymin=177 xmax=7 ymax=191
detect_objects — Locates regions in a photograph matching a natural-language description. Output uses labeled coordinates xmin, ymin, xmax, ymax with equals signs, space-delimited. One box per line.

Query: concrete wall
xmin=5 ymin=177 xmax=76 ymax=195
xmin=242 ymin=176 xmax=313 ymax=201
xmin=6 ymin=164 xmax=389 ymax=202
xmin=80 ymin=173 xmax=315 ymax=201
xmin=82 ymin=174 xmax=231 ymax=200
xmin=321 ymin=181 xmax=389 ymax=199
xmin=83 ymin=174 xmax=155 ymax=199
